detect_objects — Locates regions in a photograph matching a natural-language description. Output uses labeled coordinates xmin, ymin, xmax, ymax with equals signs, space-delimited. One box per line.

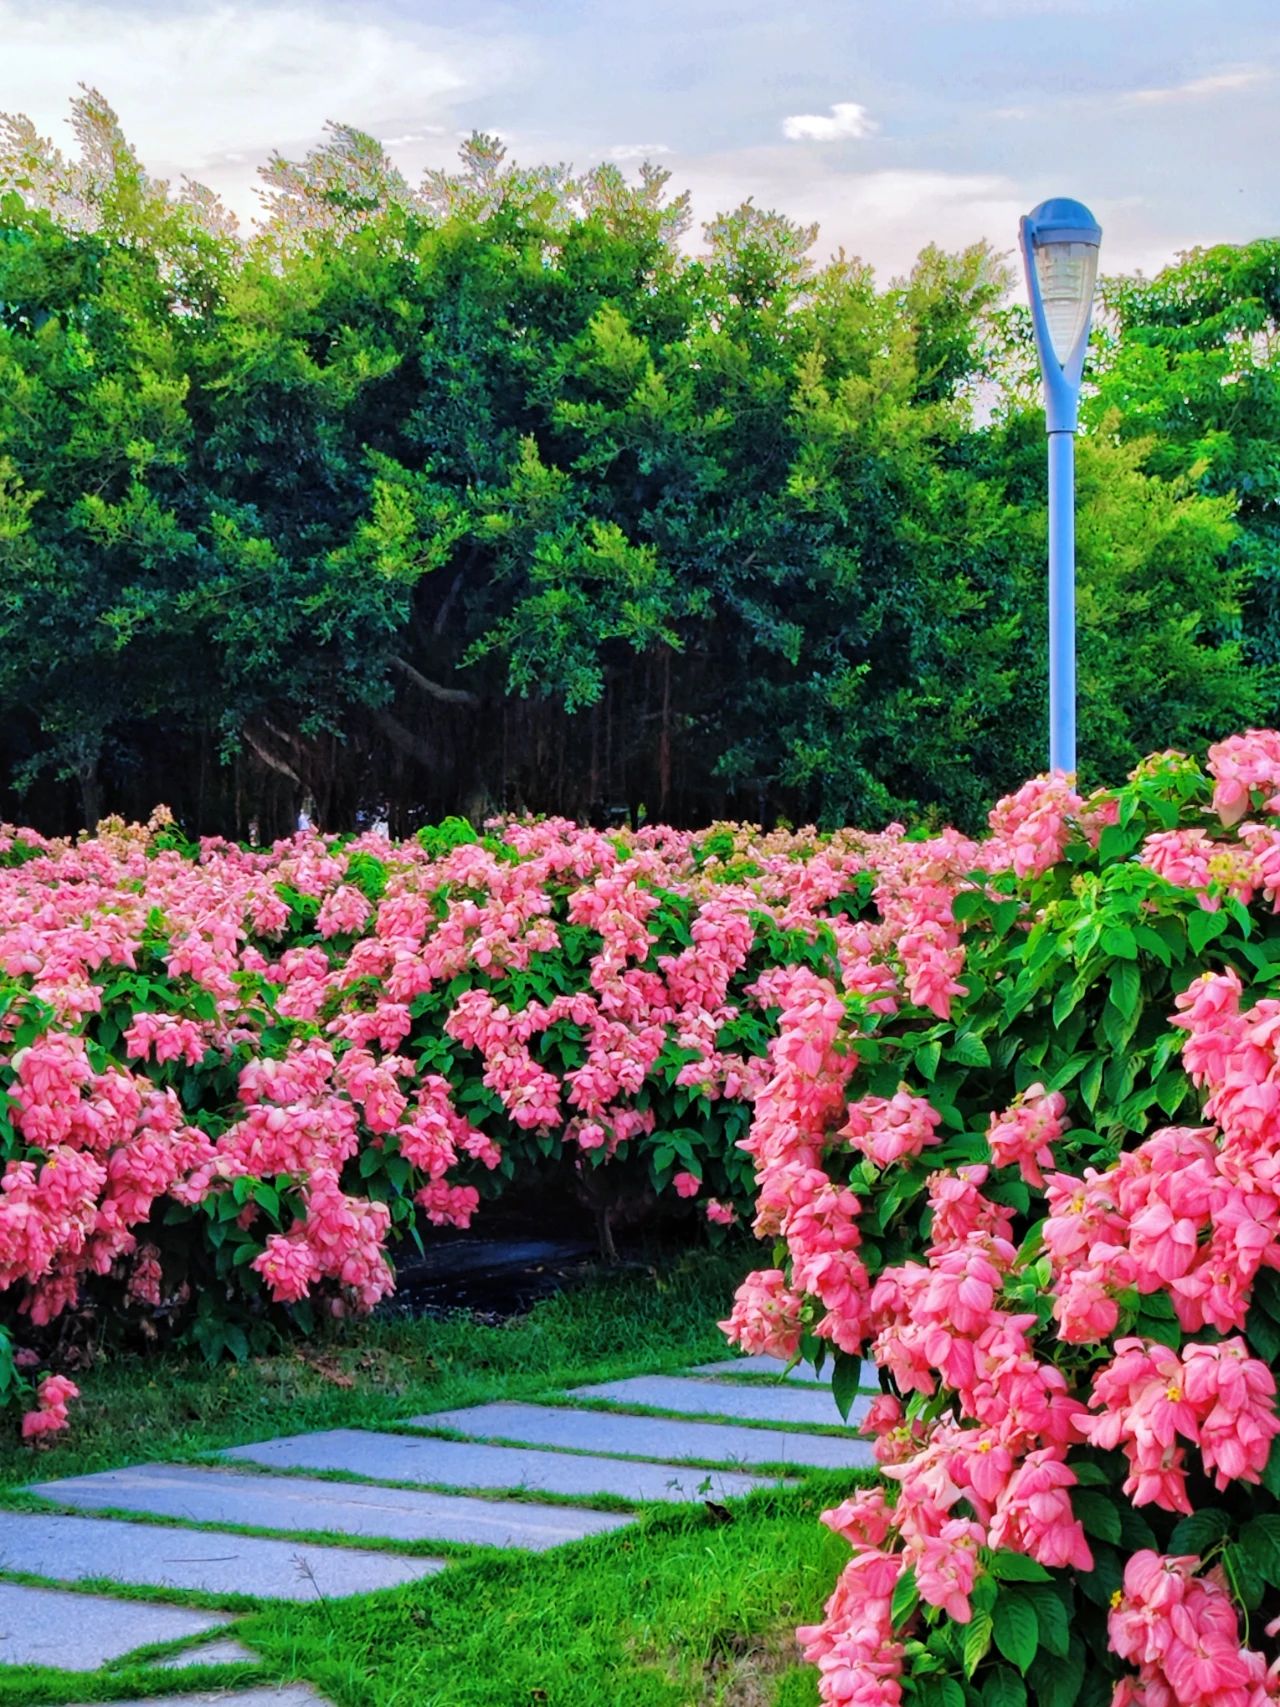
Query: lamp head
xmin=1023 ymin=197 xmax=1102 ymax=371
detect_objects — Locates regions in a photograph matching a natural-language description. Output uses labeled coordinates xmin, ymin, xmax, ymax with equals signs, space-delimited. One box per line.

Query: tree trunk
xmin=78 ymin=758 xmax=103 ymax=831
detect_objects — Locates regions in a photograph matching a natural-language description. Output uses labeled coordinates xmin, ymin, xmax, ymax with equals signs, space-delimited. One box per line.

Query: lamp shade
xmin=1024 ymin=198 xmax=1102 ymax=368
xmin=1034 ymin=240 xmax=1099 ymax=366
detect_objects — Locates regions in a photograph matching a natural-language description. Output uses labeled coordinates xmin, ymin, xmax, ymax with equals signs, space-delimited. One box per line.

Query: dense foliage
xmin=721 ymin=731 xmax=1280 ymax=1707
xmin=0 ymin=93 xmax=1275 ymax=836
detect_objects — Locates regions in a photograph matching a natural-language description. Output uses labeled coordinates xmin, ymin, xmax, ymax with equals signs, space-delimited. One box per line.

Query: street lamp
xmin=1020 ymin=196 xmax=1102 ymax=777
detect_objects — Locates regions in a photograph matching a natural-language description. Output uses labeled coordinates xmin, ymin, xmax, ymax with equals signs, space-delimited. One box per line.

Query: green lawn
xmin=0 ymin=1247 xmax=865 ymax=1707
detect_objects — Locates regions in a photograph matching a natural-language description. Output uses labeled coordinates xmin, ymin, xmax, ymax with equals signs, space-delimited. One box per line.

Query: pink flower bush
xmin=10 ymin=735 xmax=1280 ymax=1707
xmin=721 ymin=741 xmax=1280 ymax=1707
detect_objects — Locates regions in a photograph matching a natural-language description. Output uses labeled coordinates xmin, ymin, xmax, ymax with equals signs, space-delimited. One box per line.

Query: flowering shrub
xmin=11 ymin=734 xmax=1280 ymax=1707
xmin=0 ymin=804 xmax=897 ymax=1421
xmin=721 ymin=735 xmax=1280 ymax=1707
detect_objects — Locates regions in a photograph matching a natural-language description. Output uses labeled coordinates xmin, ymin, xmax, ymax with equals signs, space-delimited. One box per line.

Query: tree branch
xmin=243 ymin=727 xmax=303 ymax=786
xmin=372 ymin=706 xmax=435 ymax=768
xmin=390 ymin=653 xmax=480 ymax=708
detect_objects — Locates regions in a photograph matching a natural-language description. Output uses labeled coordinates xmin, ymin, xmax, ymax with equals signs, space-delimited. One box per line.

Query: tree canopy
xmin=0 ymin=91 xmax=1275 ymax=835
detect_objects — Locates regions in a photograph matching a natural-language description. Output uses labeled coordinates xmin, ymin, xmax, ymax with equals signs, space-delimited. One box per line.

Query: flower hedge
xmin=722 ymin=734 xmax=1280 ymax=1707
xmin=9 ymin=735 xmax=1280 ymax=1707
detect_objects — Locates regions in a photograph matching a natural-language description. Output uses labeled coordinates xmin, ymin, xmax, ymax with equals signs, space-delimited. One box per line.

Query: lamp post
xmin=1019 ymin=197 xmax=1102 ymax=777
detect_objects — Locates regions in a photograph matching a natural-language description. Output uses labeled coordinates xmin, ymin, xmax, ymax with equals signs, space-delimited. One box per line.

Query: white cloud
xmin=1128 ymin=66 xmax=1270 ymax=104
xmin=672 ymin=146 xmax=1024 ymax=276
xmin=0 ymin=1 xmax=527 ymax=218
xmin=383 ymin=128 xmax=448 ymax=147
xmin=670 ymin=147 xmax=1195 ymax=281
xmin=781 ymin=101 xmax=878 ymax=142
xmin=608 ymin=142 xmax=673 ymax=161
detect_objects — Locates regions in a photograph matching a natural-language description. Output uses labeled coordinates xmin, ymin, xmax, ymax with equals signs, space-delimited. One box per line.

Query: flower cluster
xmin=723 ymin=744 xmax=1280 ymax=1707
xmin=0 ymin=803 xmax=985 ymax=1435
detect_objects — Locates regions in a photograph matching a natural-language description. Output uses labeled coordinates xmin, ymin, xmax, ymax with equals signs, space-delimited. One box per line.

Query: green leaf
xmin=948 ymin=1032 xmax=991 ymax=1068
xmin=1101 ymin=925 xmax=1138 ymax=961
xmin=1187 ymin=907 xmax=1228 ymax=955
xmin=1107 ymin=959 xmax=1141 ymax=1020
xmin=1025 ymin=1587 xmax=1070 ymax=1659
xmin=991 ymin=900 xmax=1021 ymax=936
xmin=1132 ymin=923 xmax=1173 ymax=966
xmin=1246 ymin=1304 xmax=1280 ymax=1363
xmin=1224 ymin=1540 xmax=1266 ymax=1610
xmin=1028 ymin=1638 xmax=1086 ymax=1707
xmin=1072 ymin=1490 xmax=1122 ymax=1545
xmin=917 ymin=1680 xmax=966 ymax=1707
xmin=992 ymin=1591 xmax=1039 ymax=1673
xmin=891 ymin=1564 xmax=920 ymax=1626
xmin=1052 ymin=979 xmax=1087 ymax=1028
xmin=983 ymin=1667 xmax=1027 ymax=1707
xmin=1079 ymin=1054 xmax=1104 ymax=1111
xmin=1067 ymin=1459 xmax=1110 ymax=1486
xmin=1098 ymin=819 xmax=1141 ymax=861
xmin=1240 ymin=1515 xmax=1280 ymax=1586
xmin=832 ymin=1353 xmax=862 ymax=1423
xmin=1154 ymin=1068 xmax=1190 ymax=1116
xmin=916 ymin=1039 xmax=942 ymax=1082
xmin=251 ymin=1182 xmax=280 ymax=1218
xmin=1263 ymin=1434 xmax=1280 ymax=1500
xmin=964 ymin=1612 xmax=994 ymax=1678
xmin=988 ymin=1552 xmax=1051 ymax=1583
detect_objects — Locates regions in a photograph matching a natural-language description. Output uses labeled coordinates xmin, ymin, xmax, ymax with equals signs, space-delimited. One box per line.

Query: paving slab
xmin=0 ymin=1579 xmax=228 ymax=1670
xmin=222 ymin=1428 xmax=781 ymax=1503
xmin=1 ymin=1505 xmax=441 ymax=1600
xmin=572 ymin=1373 xmax=869 ymax=1429
xmin=33 ymin=1463 xmax=630 ymax=1553
xmin=691 ymin=1354 xmax=828 ymax=1384
xmin=412 ymin=1402 xmax=874 ymax=1471
xmin=153 ymin=1634 xmax=261 ymax=1668
xmin=69 ymin=1692 xmax=330 ymax=1707
xmin=691 ymin=1354 xmax=878 ymax=1387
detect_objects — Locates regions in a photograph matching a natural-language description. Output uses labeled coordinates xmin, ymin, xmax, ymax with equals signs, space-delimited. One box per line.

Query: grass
xmin=0 ymin=1248 xmax=751 ymax=1491
xmin=0 ymin=1244 xmax=867 ymax=1706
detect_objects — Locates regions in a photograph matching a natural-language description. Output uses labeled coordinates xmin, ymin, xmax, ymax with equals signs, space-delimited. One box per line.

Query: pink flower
xmin=22 ymin=1374 xmax=79 ymax=1440
xmin=1207 ymin=730 xmax=1280 ymax=825
xmin=672 ymin=1171 xmax=701 ymax=1198
xmin=988 ymin=1450 xmax=1092 ymax=1571
xmin=720 ymin=1269 xmax=804 ymax=1361
xmin=913 ymin=1518 xmax=984 ymax=1622
xmin=842 ymin=1092 xmax=942 ymax=1171
xmin=987 ymin=1083 xmax=1066 ymax=1188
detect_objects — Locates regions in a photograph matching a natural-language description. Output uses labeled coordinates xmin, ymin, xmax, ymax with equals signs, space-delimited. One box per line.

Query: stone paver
xmin=413 ymin=1401 xmax=874 ymax=1471
xmin=572 ymin=1373 xmax=869 ymax=1429
xmin=69 ymin=1692 xmax=329 ymax=1707
xmin=3 ymin=1505 xmax=442 ymax=1600
xmin=692 ymin=1354 xmax=828 ymax=1383
xmin=222 ymin=1428 xmax=782 ymax=1502
xmin=153 ymin=1634 xmax=261 ymax=1668
xmin=693 ymin=1354 xmax=878 ymax=1388
xmin=0 ymin=1579 xmax=229 ymax=1670
xmin=34 ymin=1463 xmax=630 ymax=1553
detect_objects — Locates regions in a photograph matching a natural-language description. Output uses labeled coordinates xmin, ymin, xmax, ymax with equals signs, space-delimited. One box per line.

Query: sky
xmin=1 ymin=0 xmax=1277 ymax=280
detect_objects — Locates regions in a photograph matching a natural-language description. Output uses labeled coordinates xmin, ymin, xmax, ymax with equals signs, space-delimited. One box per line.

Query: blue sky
xmin=2 ymin=0 xmax=1276 ymax=277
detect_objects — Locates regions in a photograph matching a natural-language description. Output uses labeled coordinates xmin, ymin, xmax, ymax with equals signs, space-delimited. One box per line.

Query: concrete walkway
xmin=8 ymin=1352 xmax=871 ymax=1703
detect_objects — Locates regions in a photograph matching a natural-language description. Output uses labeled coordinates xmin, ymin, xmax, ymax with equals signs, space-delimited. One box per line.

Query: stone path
xmin=571 ymin=1372 xmax=871 ymax=1427
xmin=6 ymin=1347 xmax=872 ymax=1702
xmin=0 ymin=1581 xmax=230 ymax=1670
xmin=223 ymin=1428 xmax=777 ymax=1501
xmin=413 ymin=1399 xmax=869 ymax=1470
